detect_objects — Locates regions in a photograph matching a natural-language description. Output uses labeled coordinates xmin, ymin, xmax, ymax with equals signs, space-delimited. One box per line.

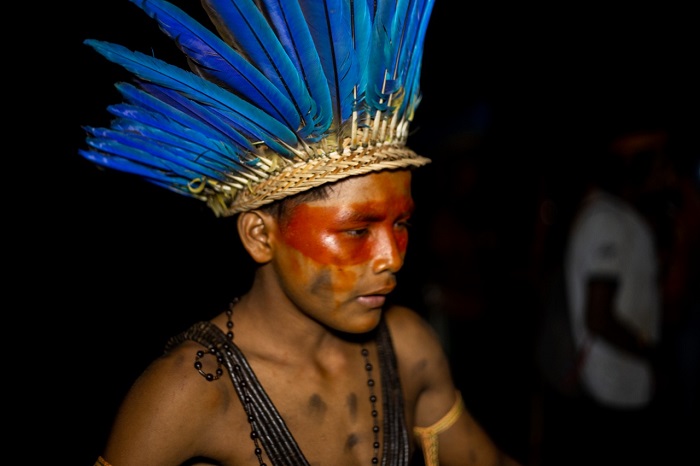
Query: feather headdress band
xmin=80 ymin=0 xmax=435 ymax=216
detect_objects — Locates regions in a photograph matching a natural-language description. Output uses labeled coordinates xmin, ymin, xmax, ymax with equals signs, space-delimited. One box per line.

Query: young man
xmin=83 ymin=1 xmax=522 ymax=465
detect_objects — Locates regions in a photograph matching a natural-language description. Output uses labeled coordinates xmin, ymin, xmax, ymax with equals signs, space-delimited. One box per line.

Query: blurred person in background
xmin=560 ymin=122 xmax=673 ymax=466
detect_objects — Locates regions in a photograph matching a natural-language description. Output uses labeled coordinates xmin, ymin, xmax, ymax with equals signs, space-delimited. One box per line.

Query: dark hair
xmin=588 ymin=125 xmax=668 ymax=194
xmin=259 ymin=183 xmax=336 ymax=219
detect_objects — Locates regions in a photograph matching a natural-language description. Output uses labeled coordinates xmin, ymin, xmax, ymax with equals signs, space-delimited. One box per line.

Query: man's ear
xmin=237 ymin=210 xmax=275 ymax=264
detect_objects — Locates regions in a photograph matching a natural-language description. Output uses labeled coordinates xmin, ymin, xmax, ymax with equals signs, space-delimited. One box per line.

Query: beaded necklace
xmin=194 ymin=300 xmax=381 ymax=465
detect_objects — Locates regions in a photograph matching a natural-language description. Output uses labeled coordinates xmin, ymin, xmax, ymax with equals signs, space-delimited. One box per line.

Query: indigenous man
xmin=82 ymin=1 xmax=523 ymax=465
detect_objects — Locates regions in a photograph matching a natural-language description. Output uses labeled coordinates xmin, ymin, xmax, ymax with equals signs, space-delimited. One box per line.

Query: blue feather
xmin=84 ymin=127 xmax=229 ymax=182
xmin=80 ymin=138 xmax=211 ymax=195
xmin=395 ymin=0 xmax=435 ymax=118
xmin=107 ymin=103 xmax=243 ymax=167
xmin=201 ymin=0 xmax=316 ymax=134
xmin=80 ymin=140 xmax=225 ymax=200
xmin=108 ymin=116 xmax=239 ymax=173
xmin=115 ymin=81 xmax=267 ymax=169
xmin=81 ymin=0 xmax=436 ymax=213
xmin=137 ymin=82 xmax=295 ymax=159
xmin=259 ymin=0 xmax=331 ymax=139
xmin=82 ymin=83 xmax=267 ymax=195
xmin=114 ymin=82 xmax=253 ymax=155
xmin=79 ymin=147 xmax=189 ymax=188
xmin=350 ymin=0 xmax=372 ymax=102
xmin=84 ymin=39 xmax=298 ymax=147
xmin=298 ymin=0 xmax=358 ymax=139
xmin=128 ymin=0 xmax=302 ymax=136
xmin=367 ymin=0 xmax=411 ymax=114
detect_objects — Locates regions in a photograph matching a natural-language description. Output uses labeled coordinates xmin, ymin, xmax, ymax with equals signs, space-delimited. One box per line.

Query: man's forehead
xmin=322 ymin=170 xmax=413 ymax=197
xmin=277 ymin=170 xmax=414 ymax=219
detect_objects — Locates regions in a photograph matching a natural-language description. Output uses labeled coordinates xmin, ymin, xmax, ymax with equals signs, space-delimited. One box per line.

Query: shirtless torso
xmin=94 ymin=170 xmax=521 ymax=466
xmin=99 ymin=302 xmax=454 ymax=466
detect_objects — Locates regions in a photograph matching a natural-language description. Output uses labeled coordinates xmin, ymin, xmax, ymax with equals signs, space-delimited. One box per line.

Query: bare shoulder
xmin=383 ymin=305 xmax=454 ymax=402
xmin=383 ymin=304 xmax=447 ymax=368
xmin=102 ymin=340 xmax=249 ymax=465
xmin=383 ymin=304 xmax=437 ymax=337
xmin=122 ymin=340 xmax=230 ymax=413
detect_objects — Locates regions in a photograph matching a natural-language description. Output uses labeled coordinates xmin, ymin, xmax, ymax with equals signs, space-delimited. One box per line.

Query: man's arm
xmin=415 ymin=390 xmax=522 ymax=466
xmin=386 ymin=305 xmax=522 ymax=466
xmin=585 ymin=276 xmax=656 ymax=360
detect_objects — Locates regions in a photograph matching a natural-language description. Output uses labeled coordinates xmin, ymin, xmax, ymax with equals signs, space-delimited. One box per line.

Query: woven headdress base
xmin=208 ymin=144 xmax=430 ymax=217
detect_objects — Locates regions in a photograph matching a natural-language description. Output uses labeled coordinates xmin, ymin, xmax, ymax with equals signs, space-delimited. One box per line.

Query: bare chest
xmin=239 ymin=357 xmax=383 ymax=465
xmin=176 ymin=320 xmax=409 ymax=465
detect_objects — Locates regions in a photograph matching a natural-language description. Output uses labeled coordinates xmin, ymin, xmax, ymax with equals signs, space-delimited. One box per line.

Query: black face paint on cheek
xmin=308 ymin=268 xmax=333 ymax=297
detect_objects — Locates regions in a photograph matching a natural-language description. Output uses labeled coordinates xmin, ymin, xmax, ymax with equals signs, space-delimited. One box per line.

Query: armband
xmin=94 ymin=456 xmax=112 ymax=466
xmin=413 ymin=391 xmax=465 ymax=466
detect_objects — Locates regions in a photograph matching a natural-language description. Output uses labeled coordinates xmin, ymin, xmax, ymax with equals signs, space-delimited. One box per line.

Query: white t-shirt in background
xmin=565 ymin=189 xmax=660 ymax=408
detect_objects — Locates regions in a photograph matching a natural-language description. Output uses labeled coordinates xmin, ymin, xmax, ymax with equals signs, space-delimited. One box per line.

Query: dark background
xmin=28 ymin=1 xmax=698 ymax=463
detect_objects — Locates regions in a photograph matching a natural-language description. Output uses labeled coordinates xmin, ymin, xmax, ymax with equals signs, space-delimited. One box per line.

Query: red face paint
xmin=269 ymin=171 xmax=413 ymax=327
xmin=279 ymin=172 xmax=413 ymax=268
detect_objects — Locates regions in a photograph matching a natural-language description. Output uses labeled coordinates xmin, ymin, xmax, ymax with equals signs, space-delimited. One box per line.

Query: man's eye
xmin=396 ymin=220 xmax=412 ymax=230
xmin=345 ymin=228 xmax=368 ymax=237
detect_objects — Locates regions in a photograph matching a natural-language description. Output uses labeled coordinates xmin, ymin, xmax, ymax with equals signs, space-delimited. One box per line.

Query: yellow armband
xmin=413 ymin=391 xmax=465 ymax=466
xmin=94 ymin=456 xmax=112 ymax=466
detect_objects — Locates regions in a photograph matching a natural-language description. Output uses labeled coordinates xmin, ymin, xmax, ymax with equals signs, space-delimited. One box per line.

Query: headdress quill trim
xmin=81 ymin=0 xmax=435 ymax=216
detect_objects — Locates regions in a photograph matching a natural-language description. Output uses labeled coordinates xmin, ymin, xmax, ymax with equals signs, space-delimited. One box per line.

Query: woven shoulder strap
xmin=166 ymin=317 xmax=409 ymax=466
xmin=375 ymin=317 xmax=411 ymax=465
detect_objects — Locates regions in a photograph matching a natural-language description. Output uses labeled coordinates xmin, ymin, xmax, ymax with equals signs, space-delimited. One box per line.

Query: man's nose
xmin=371 ymin=229 xmax=405 ymax=274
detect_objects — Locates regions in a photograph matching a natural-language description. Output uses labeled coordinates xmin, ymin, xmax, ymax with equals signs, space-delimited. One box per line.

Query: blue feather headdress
xmin=80 ymin=0 xmax=435 ymax=216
